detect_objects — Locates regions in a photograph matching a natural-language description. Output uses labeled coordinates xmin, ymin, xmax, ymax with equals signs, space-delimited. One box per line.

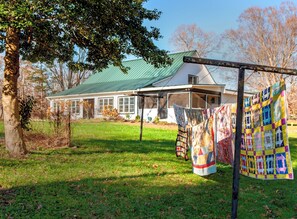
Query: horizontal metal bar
xmin=183 ymin=56 xmax=297 ymax=76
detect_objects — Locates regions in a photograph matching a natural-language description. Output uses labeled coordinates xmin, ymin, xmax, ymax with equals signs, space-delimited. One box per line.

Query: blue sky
xmin=141 ymin=0 xmax=288 ymax=89
xmin=143 ymin=0 xmax=287 ymax=52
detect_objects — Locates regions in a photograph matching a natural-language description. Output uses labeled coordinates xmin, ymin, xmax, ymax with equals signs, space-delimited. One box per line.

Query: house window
xmin=192 ymin=93 xmax=206 ymax=108
xmin=118 ymin=97 xmax=135 ymax=113
xmin=138 ymin=95 xmax=158 ymax=109
xmin=98 ymin=97 xmax=114 ymax=114
xmin=188 ymin=74 xmax=199 ymax=85
xmin=206 ymin=95 xmax=220 ymax=108
xmin=168 ymin=93 xmax=189 ymax=108
xmin=53 ymin=101 xmax=60 ymax=112
xmin=144 ymin=96 xmax=157 ymax=109
xmin=71 ymin=100 xmax=80 ymax=115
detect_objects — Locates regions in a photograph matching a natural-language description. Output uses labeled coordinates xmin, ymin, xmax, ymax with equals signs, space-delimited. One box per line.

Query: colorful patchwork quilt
xmin=240 ymin=81 xmax=294 ymax=180
xmin=175 ymin=126 xmax=190 ymax=160
xmin=173 ymin=104 xmax=190 ymax=160
xmin=191 ymin=116 xmax=216 ymax=176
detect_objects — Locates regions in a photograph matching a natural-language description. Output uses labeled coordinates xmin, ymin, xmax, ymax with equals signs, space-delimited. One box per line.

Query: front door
xmin=83 ymin=99 xmax=94 ymax=119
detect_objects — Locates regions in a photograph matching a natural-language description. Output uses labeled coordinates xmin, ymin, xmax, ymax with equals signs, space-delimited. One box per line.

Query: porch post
xmin=140 ymin=96 xmax=145 ymax=141
xmin=189 ymin=91 xmax=192 ymax=109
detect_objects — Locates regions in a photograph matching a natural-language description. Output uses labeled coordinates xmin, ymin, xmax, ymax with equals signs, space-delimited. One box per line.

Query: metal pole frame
xmin=183 ymin=56 xmax=297 ymax=219
xmin=231 ymin=68 xmax=245 ymax=219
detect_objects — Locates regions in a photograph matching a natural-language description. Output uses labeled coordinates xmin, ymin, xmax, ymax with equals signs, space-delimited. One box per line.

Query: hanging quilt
xmin=184 ymin=108 xmax=204 ymax=126
xmin=173 ymin=104 xmax=187 ymax=128
xmin=191 ymin=116 xmax=216 ymax=176
xmin=202 ymin=108 xmax=216 ymax=121
xmin=216 ymin=105 xmax=234 ymax=165
xmin=184 ymin=108 xmax=204 ymax=153
xmin=240 ymin=81 xmax=294 ymax=180
xmin=175 ymin=126 xmax=190 ymax=160
xmin=173 ymin=104 xmax=190 ymax=160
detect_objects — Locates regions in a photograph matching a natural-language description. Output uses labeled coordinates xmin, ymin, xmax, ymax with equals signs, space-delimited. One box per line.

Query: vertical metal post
xmin=231 ymin=67 xmax=245 ymax=219
xmin=140 ymin=96 xmax=145 ymax=141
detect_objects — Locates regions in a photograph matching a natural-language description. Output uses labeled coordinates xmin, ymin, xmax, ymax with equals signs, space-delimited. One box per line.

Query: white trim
xmin=47 ymin=84 xmax=226 ymax=100
xmin=47 ymin=90 xmax=136 ymax=100
xmin=70 ymin=99 xmax=81 ymax=116
xmin=224 ymin=89 xmax=254 ymax=97
xmin=137 ymin=84 xmax=225 ymax=92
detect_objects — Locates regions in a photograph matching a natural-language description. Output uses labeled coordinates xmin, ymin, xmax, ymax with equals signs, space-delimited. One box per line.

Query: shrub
xmin=125 ymin=113 xmax=131 ymax=120
xmin=153 ymin=116 xmax=160 ymax=124
xmin=102 ymin=105 xmax=119 ymax=119
xmin=19 ymin=96 xmax=35 ymax=131
xmin=46 ymin=100 xmax=72 ymax=147
xmin=135 ymin=115 xmax=141 ymax=122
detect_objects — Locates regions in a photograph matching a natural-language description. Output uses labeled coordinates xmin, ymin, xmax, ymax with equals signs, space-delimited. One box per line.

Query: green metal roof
xmin=50 ymin=51 xmax=196 ymax=97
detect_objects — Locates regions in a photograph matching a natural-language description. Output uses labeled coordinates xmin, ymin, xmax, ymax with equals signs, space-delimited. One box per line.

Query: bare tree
xmin=225 ymin=2 xmax=297 ymax=87
xmin=170 ymin=24 xmax=219 ymax=57
xmin=45 ymin=49 xmax=92 ymax=93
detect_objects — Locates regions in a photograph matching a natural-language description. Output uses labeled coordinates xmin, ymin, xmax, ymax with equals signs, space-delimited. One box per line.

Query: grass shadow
xmin=1 ymin=171 xmax=297 ymax=219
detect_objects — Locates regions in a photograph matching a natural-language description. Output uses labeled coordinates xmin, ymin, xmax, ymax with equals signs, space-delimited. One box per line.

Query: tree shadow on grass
xmin=1 ymin=169 xmax=297 ymax=219
xmin=0 ymin=168 xmax=232 ymax=219
xmin=1 ymin=134 xmax=296 ymax=218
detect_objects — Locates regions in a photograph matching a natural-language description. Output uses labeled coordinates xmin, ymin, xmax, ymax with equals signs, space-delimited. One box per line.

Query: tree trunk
xmin=2 ymin=27 xmax=27 ymax=157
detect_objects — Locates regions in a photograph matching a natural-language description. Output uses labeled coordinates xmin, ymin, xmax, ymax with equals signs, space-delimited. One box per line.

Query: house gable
xmin=153 ymin=62 xmax=216 ymax=87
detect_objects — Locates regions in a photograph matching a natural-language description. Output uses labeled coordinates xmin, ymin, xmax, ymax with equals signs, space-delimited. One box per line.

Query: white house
xmin=47 ymin=50 xmax=239 ymax=123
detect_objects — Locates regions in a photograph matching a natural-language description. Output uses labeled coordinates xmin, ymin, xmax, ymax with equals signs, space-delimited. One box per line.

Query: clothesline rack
xmin=183 ymin=56 xmax=297 ymax=219
xmin=129 ymin=94 xmax=163 ymax=141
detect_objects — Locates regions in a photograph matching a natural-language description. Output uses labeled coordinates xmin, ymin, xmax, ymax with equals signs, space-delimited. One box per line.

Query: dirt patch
xmin=24 ymin=132 xmax=70 ymax=150
xmin=73 ymin=119 xmax=178 ymax=130
xmin=119 ymin=121 xmax=178 ymax=130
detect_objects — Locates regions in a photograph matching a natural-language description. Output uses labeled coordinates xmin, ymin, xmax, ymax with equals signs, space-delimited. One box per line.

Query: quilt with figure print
xmin=216 ymin=105 xmax=234 ymax=165
xmin=184 ymin=108 xmax=204 ymax=126
xmin=240 ymin=81 xmax=294 ymax=180
xmin=191 ymin=116 xmax=216 ymax=176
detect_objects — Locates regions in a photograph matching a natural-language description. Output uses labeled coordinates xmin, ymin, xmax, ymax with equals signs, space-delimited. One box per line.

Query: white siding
xmin=221 ymin=93 xmax=237 ymax=104
xmin=141 ymin=108 xmax=158 ymax=122
xmin=167 ymin=108 xmax=178 ymax=124
xmin=154 ymin=63 xmax=216 ymax=87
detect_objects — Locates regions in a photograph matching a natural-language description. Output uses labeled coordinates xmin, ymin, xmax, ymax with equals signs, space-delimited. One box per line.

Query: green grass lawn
xmin=0 ymin=121 xmax=297 ymax=218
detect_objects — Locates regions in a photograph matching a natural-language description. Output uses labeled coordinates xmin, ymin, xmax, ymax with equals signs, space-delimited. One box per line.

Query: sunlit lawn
xmin=0 ymin=121 xmax=296 ymax=218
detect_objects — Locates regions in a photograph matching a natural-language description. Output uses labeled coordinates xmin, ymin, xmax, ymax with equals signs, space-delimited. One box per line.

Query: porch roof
xmin=49 ymin=83 xmax=226 ymax=99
